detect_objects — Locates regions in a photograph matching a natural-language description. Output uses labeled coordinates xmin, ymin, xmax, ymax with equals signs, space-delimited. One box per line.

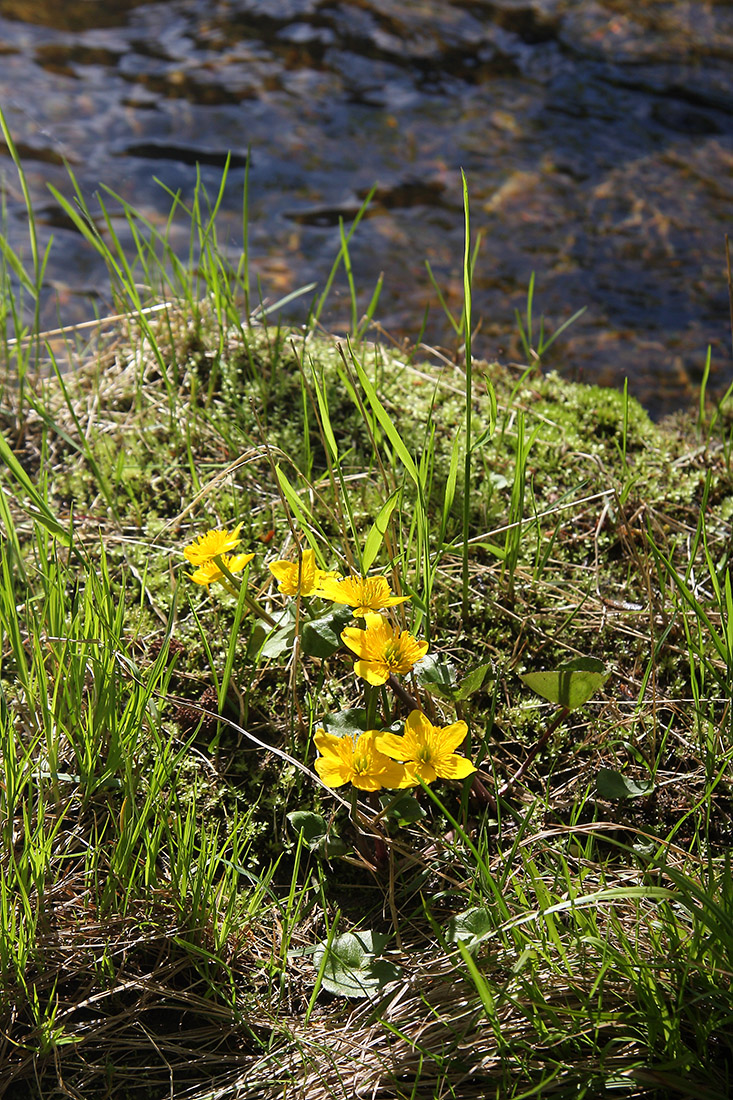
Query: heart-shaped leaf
xmin=302 ymin=606 xmax=353 ymax=659
xmin=287 ymin=810 xmax=328 ymax=846
xmin=446 ymin=907 xmax=493 ymax=950
xmin=414 ymin=653 xmax=458 ymax=699
xmin=378 ymin=791 xmax=426 ymax=827
xmin=520 ymin=657 xmax=608 ymax=711
xmin=415 ymin=656 xmax=492 ymax=703
xmin=321 ymin=709 xmax=369 ymax=737
xmin=314 ymin=930 xmax=402 ymax=998
xmin=596 ymin=768 xmax=653 ymax=801
xmin=287 ymin=811 xmax=348 ymax=857
xmin=453 ymin=662 xmax=493 ymax=701
xmin=260 ymin=608 xmax=296 ymax=659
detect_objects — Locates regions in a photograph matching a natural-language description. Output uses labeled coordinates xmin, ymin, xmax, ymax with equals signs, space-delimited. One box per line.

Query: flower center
xmin=416 ymin=742 xmax=433 ymax=765
xmin=383 ymin=640 xmax=401 ymax=666
xmin=353 ymin=752 xmax=371 ymax=775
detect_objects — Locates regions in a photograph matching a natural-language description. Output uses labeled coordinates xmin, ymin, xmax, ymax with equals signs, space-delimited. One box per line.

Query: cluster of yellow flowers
xmin=314 ymin=712 xmax=476 ymax=792
xmin=182 ymin=526 xmax=476 ymax=793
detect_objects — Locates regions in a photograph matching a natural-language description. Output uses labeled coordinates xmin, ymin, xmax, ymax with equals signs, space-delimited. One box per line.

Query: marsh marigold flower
xmin=313 ymin=728 xmax=412 ymax=791
xmin=341 ymin=612 xmax=428 ymax=686
xmin=188 ymin=551 xmax=254 ymax=588
xmin=268 ymin=548 xmax=337 ymax=598
xmin=317 ymin=574 xmax=409 ymax=616
xmin=184 ymin=523 xmax=244 ymax=567
xmin=376 ymin=710 xmax=476 ymax=784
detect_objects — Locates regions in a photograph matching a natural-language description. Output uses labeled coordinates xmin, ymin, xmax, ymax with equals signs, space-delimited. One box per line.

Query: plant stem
xmin=461 ymin=169 xmax=473 ymax=622
xmin=365 ymin=683 xmax=379 ymax=730
xmin=213 ymin=554 xmax=276 ymax=625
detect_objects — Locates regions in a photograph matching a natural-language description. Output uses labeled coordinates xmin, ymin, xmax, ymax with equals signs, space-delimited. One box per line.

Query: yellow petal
xmin=374 ymin=732 xmax=411 ymax=761
xmin=353 ymin=659 xmax=391 ymax=686
xmin=314 ymin=756 xmax=353 ymax=788
xmin=228 ymin=552 xmax=254 ymax=572
xmin=379 ymin=760 xmax=417 ymax=789
xmin=436 ymin=754 xmax=476 ymax=780
xmin=183 ymin=523 xmax=243 ymax=565
xmin=435 ymin=720 xmax=469 ymax=755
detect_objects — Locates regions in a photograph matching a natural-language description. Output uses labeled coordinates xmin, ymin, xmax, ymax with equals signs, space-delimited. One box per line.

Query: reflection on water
xmin=0 ymin=0 xmax=732 ymax=414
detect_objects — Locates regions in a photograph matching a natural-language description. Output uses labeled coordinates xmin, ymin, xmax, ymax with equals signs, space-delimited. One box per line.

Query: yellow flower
xmin=268 ymin=548 xmax=337 ymax=597
xmin=341 ymin=612 xmax=428 ymax=686
xmin=189 ymin=551 xmax=254 ymax=587
xmin=184 ymin=523 xmax=243 ymax=567
xmin=313 ymin=728 xmax=412 ymax=791
xmin=376 ymin=710 xmax=476 ymax=784
xmin=317 ymin=574 xmax=409 ymax=616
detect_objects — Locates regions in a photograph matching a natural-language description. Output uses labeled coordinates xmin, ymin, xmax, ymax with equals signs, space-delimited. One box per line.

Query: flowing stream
xmin=1 ymin=0 xmax=732 ymax=414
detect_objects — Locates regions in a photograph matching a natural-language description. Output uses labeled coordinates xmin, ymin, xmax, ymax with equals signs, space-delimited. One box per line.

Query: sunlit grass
xmin=2 ymin=110 xmax=733 ymax=1098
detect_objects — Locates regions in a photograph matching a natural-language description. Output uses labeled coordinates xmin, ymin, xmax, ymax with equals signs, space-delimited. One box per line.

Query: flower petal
xmin=435 ymin=754 xmax=476 ymax=780
xmin=353 ymin=659 xmax=391 ymax=686
xmin=434 ymin=720 xmax=469 ymax=755
xmin=228 ymin=552 xmax=255 ymax=572
xmin=341 ymin=625 xmax=369 ymax=659
xmin=314 ymin=756 xmax=353 ymax=788
xmin=313 ymin=730 xmax=353 ymax=787
xmin=268 ymin=560 xmax=293 ymax=584
xmin=374 ymin=732 xmax=412 ymax=761
xmin=379 ymin=760 xmax=417 ymax=789
xmin=183 ymin=523 xmax=243 ymax=565
xmin=411 ymin=761 xmax=438 ymax=784
xmin=318 ymin=574 xmax=409 ymax=614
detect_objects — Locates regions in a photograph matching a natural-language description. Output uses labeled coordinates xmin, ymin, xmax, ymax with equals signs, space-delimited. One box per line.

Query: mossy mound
xmin=3 ymin=310 xmax=733 ymax=1099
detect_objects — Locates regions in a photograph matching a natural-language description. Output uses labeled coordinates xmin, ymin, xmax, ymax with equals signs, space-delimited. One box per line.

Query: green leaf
xmin=414 ymin=653 xmax=458 ymax=700
xmin=275 ymin=465 xmax=314 ymax=529
xmin=596 ymin=768 xmax=653 ymax=801
xmin=378 ymin=791 xmax=426 ymax=827
xmin=520 ymin=657 xmax=608 ymax=711
xmin=468 ymin=539 xmax=506 ymax=559
xmin=446 ymin=907 xmax=493 ymax=950
xmin=260 ymin=608 xmax=296 ymax=660
xmin=362 ymin=492 xmax=400 ymax=574
xmin=440 ymin=428 xmax=462 ymax=540
xmin=287 ymin=811 xmax=329 ymax=846
xmin=0 ymin=432 xmax=72 ymax=546
xmin=301 ymin=606 xmax=353 ymax=659
xmin=322 ymin=709 xmax=370 ymax=737
xmin=471 ymin=384 xmax=497 ymax=453
xmin=286 ymin=811 xmax=348 ymax=857
xmin=313 ymin=930 xmax=402 ymax=998
xmin=414 ymin=655 xmax=492 ymax=703
xmin=349 ymin=349 xmax=420 ymax=488
xmin=454 ymin=662 xmax=493 ymax=701
xmin=308 ymin=365 xmax=340 ymax=463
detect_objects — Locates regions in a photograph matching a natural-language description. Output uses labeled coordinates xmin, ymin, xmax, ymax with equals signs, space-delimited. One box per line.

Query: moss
xmin=5 ymin=310 xmax=733 ymax=855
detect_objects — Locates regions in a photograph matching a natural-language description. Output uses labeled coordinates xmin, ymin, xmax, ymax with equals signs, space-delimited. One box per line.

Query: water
xmin=1 ymin=0 xmax=732 ymax=415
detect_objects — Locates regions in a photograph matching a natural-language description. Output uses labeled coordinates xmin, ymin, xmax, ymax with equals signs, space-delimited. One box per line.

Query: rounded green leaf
xmin=596 ymin=768 xmax=653 ymax=801
xmin=302 ymin=606 xmax=353 ymax=659
xmin=287 ymin=811 xmax=348 ymax=857
xmin=378 ymin=791 xmax=427 ymax=827
xmin=287 ymin=811 xmax=328 ymax=846
xmin=520 ymin=657 xmax=608 ymax=711
xmin=446 ymin=907 xmax=494 ymax=950
xmin=313 ymin=931 xmax=402 ymax=998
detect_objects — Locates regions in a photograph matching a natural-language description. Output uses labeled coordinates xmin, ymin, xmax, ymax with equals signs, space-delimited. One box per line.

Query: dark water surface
xmin=1 ymin=0 xmax=732 ymax=415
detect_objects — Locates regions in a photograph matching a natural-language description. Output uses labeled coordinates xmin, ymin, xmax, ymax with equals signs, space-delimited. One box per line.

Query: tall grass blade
xmin=461 ymin=169 xmax=473 ymax=620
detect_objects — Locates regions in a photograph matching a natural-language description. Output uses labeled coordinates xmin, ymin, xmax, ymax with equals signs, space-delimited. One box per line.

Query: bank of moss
xmin=7 ymin=315 xmax=730 ymax=792
xmin=4 ymin=310 xmax=733 ymax=1098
